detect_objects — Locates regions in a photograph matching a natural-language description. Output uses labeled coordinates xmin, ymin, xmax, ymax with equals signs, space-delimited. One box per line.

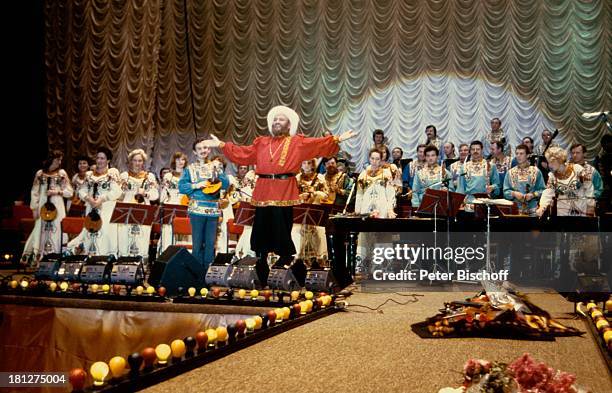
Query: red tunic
xmin=222 ymin=134 xmax=340 ymax=206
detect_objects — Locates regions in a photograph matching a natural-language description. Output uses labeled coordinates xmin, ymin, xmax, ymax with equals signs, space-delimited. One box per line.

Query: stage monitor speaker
xmin=35 ymin=253 xmax=63 ymax=281
xmin=565 ymin=273 xmax=611 ymax=303
xmin=57 ymin=255 xmax=88 ymax=282
xmin=150 ymin=246 xmax=205 ymax=296
xmin=79 ymin=255 xmax=115 ymax=284
xmin=305 ymin=268 xmax=339 ymax=293
xmin=111 ymin=256 xmax=145 ymax=286
xmin=226 ymin=256 xmax=269 ymax=289
xmin=205 ymin=253 xmax=236 ymax=287
xmin=268 ymin=258 xmax=307 ymax=291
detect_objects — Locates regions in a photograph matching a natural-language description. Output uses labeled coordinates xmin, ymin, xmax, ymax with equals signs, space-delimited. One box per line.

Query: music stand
xmin=110 ymin=202 xmax=159 ymax=257
xmin=159 ymin=204 xmax=188 ymax=251
xmin=234 ymin=202 xmax=256 ymax=226
xmin=293 ymin=203 xmax=331 ymax=227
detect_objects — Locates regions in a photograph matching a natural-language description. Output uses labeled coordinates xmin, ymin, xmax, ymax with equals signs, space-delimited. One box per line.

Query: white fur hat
xmin=267 ymin=106 xmax=299 ymax=136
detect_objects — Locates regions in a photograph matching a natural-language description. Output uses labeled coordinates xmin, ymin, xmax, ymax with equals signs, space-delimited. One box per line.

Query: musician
xmin=449 ymin=143 xmax=469 ymax=189
xmin=442 ymin=142 xmax=457 ymax=162
xmin=411 ymin=146 xmax=452 ymax=207
xmin=228 ymin=164 xmax=257 ymax=204
xmin=66 ymin=155 xmax=90 ymax=212
xmin=22 ymin=150 xmax=73 ymax=265
xmin=294 ymin=159 xmax=329 ymax=262
xmin=535 ymin=129 xmax=559 ymax=157
xmin=205 ymin=105 xmax=355 ymax=267
xmin=503 ymin=144 xmax=545 ymax=216
xmin=424 ymin=125 xmax=442 ymax=150
xmin=536 ymin=147 xmax=594 ymax=217
xmin=210 ymin=155 xmax=234 ymax=254
xmin=178 ymin=138 xmax=229 ymax=269
xmin=355 ymin=149 xmax=397 ymax=218
xmin=391 ymin=147 xmax=403 ymax=163
xmin=372 ymin=129 xmax=387 ymax=152
xmin=570 ymin=144 xmax=603 ymax=200
xmin=380 ymin=146 xmax=403 ymax=194
xmin=522 ymin=137 xmax=535 ymax=154
xmin=158 ymin=152 xmax=189 ymax=254
xmin=511 ymin=137 xmax=536 ymax=167
xmin=489 ymin=141 xmax=511 ymax=185
xmin=485 ymin=117 xmax=511 ymax=157
xmin=407 ymin=144 xmax=427 ymax=188
xmin=67 ymin=147 xmax=122 ymax=256
xmin=322 ymin=157 xmax=353 ymax=206
xmin=456 ymin=141 xmax=501 ymax=209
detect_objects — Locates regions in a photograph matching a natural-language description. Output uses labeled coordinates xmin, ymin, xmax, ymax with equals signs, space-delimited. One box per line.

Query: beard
xmin=326 ymin=165 xmax=338 ymax=175
xmin=272 ymin=125 xmax=290 ymax=136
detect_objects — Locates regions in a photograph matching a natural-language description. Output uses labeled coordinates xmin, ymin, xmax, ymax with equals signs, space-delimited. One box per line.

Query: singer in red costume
xmin=204 ymin=106 xmax=356 ymax=265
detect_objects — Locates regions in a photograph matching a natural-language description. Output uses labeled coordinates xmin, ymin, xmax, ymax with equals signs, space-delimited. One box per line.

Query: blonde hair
xmin=544 ymin=146 xmax=567 ymax=164
xmin=128 ymin=149 xmax=148 ymax=163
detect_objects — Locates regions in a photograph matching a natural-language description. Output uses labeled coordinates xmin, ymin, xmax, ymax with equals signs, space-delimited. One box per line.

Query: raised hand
xmin=338 ymin=129 xmax=357 ymax=142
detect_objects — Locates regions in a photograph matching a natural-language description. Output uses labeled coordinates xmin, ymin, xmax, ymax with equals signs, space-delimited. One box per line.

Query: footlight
xmin=90 ymin=361 xmax=109 ymax=386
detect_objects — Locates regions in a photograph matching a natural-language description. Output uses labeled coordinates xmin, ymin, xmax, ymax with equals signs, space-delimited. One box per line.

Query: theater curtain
xmin=45 ymin=0 xmax=612 ymax=171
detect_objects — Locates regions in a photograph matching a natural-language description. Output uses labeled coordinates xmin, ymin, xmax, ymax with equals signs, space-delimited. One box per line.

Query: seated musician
xmin=456 ymin=141 xmax=501 ymax=210
xmin=536 ymin=147 xmax=594 ymax=217
xmin=178 ymin=138 xmax=230 ymax=270
xmin=118 ymin=149 xmax=159 ymax=258
xmin=67 ymin=147 xmax=122 ymax=256
xmin=411 ymin=145 xmax=452 ymax=207
xmin=294 ymin=159 xmax=330 ymax=263
xmin=322 ymin=156 xmax=354 ymax=207
xmin=503 ymin=144 xmax=546 ymax=216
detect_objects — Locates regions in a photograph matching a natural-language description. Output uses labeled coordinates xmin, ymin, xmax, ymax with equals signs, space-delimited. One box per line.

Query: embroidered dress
xmin=292 ymin=171 xmax=329 ymax=261
xmin=117 ymin=171 xmax=159 ymax=257
xmin=67 ymin=169 xmax=122 ymax=255
xmin=158 ymin=171 xmax=190 ymax=254
xmin=503 ymin=164 xmax=545 ymax=215
xmin=539 ymin=164 xmax=594 ymax=216
xmin=22 ymin=169 xmax=73 ymax=263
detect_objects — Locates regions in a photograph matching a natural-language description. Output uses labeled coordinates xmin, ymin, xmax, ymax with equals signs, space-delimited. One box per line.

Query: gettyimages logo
xmin=372 ymin=244 xmax=486 ymax=265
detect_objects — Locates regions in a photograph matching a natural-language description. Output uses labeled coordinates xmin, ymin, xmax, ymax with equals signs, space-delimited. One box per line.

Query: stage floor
xmin=142 ymin=289 xmax=611 ymax=393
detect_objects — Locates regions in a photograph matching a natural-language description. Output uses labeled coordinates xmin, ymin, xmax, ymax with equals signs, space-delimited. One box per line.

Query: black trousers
xmin=251 ymin=206 xmax=296 ymax=257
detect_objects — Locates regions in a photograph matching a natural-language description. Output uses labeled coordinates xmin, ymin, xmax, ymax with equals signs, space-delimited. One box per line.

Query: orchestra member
xmin=67 ymin=147 xmax=121 ymax=256
xmin=449 ymin=143 xmax=469 ymax=189
xmin=66 ymin=155 xmax=90 ymax=212
xmin=411 ymin=146 xmax=452 ymax=207
xmin=456 ymin=141 xmax=500 ymax=210
xmin=204 ymin=105 xmax=356 ymax=268
xmin=322 ymin=156 xmax=353 ymax=207
xmin=407 ymin=144 xmax=427 ymax=188
xmin=485 ymin=117 xmax=511 ymax=157
xmin=118 ymin=149 xmax=159 ymax=257
xmin=489 ymin=141 xmax=511 ymax=185
xmin=536 ymin=147 xmax=594 ymax=217
xmin=570 ymin=144 xmax=603 ymax=200
xmin=372 ymin=129 xmax=387 ymax=152
xmin=503 ymin=144 xmax=545 ymax=216
xmin=22 ymin=150 xmax=73 ymax=265
xmin=424 ymin=125 xmax=442 ymax=150
xmin=158 ymin=152 xmax=189 ymax=254
xmin=178 ymin=138 xmax=230 ymax=270
xmin=355 ymin=149 xmax=396 ymax=218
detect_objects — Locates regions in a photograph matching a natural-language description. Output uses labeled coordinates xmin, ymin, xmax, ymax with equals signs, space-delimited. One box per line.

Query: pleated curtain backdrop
xmin=45 ymin=0 xmax=612 ymax=172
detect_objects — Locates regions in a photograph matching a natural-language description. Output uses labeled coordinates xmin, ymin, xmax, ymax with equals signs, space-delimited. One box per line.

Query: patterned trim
xmin=251 ymin=199 xmax=302 ymax=207
xmin=278 ymin=136 xmax=292 ymax=167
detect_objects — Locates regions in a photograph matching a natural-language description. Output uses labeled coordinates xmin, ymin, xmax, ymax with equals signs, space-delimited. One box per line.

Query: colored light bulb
xmin=195 ymin=331 xmax=208 ymax=349
xmin=49 ymin=282 xmax=57 ymax=292
xmin=9 ymin=280 xmax=18 ymax=289
xmin=90 ymin=361 xmax=109 ymax=386
xmin=305 ymin=291 xmax=314 ymax=300
xmin=274 ymin=308 xmax=284 ymax=323
xmin=20 ymin=280 xmax=28 ymax=289
xmin=102 ymin=284 xmax=110 ymax=293
xmin=253 ymin=316 xmax=263 ymax=330
xmin=200 ymin=287 xmax=208 ymax=297
xmin=250 ymin=289 xmax=259 ymax=299
xmin=170 ymin=339 xmax=186 ymax=359
xmin=237 ymin=289 xmax=246 ymax=299
xmin=146 ymin=286 xmax=155 ymax=295
xmin=91 ymin=283 xmax=99 ymax=293
xmin=245 ymin=318 xmax=255 ymax=333
xmin=136 ymin=285 xmax=144 ymax=295
xmin=206 ymin=329 xmax=218 ymax=347
xmin=68 ymin=368 xmax=87 ymax=391
xmin=155 ymin=344 xmax=171 ymax=365
xmin=282 ymin=307 xmax=291 ymax=320
xmin=305 ymin=300 xmax=313 ymax=312
xmin=290 ymin=291 xmax=300 ymax=301
xmin=299 ymin=301 xmax=307 ymax=315
xmin=108 ymin=356 xmax=126 ymax=378
xmin=216 ymin=326 xmax=228 ymax=342
xmin=188 ymin=287 xmax=196 ymax=297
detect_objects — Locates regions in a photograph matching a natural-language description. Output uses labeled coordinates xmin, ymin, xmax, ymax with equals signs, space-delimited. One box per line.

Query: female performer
xmin=22 ymin=150 xmax=73 ymax=265
xmin=158 ymin=152 xmax=189 ymax=254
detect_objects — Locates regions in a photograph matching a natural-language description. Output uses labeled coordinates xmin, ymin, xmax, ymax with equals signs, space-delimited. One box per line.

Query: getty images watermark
xmin=369 ymin=243 xmax=509 ymax=282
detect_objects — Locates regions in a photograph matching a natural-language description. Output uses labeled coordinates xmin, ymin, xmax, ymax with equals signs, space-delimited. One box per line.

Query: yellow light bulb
xmin=238 ymin=289 xmax=246 ymax=299
xmin=49 ymin=282 xmax=57 ymax=292
xmin=170 ymin=340 xmax=186 ymax=358
xmin=60 ymin=282 xmax=69 ymax=292
xmin=200 ymin=287 xmax=208 ymax=297
xmin=90 ymin=361 xmax=109 ymax=386
xmin=4 ymin=254 xmax=10 ymax=260
xmin=596 ymin=319 xmax=609 ymax=330
xmin=282 ymin=307 xmax=291 ymax=320
xmin=250 ymin=289 xmax=259 ymax=299
xmin=136 ymin=285 xmax=144 ymax=295
xmin=245 ymin=318 xmax=255 ymax=333
xmin=188 ymin=287 xmax=196 ymax=297
xmin=91 ymin=284 xmax=99 ymax=293
xmin=253 ymin=315 xmax=263 ymax=330
xmin=155 ymin=344 xmax=172 ymax=365
xmin=9 ymin=280 xmax=18 ymax=289
xmin=591 ymin=310 xmax=603 ymax=319
xmin=305 ymin=300 xmax=313 ymax=312
xmin=275 ymin=308 xmax=284 ymax=322
xmin=146 ymin=286 xmax=155 ymax=295
xmin=290 ymin=291 xmax=300 ymax=301
xmin=102 ymin=284 xmax=110 ymax=293
xmin=108 ymin=356 xmax=126 ymax=378
xmin=206 ymin=329 xmax=218 ymax=346
xmin=20 ymin=280 xmax=29 ymax=289
xmin=215 ymin=327 xmax=228 ymax=342
xmin=305 ymin=291 xmax=314 ymax=300
xmin=603 ymin=329 xmax=612 ymax=344
xmin=299 ymin=301 xmax=307 ymax=315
